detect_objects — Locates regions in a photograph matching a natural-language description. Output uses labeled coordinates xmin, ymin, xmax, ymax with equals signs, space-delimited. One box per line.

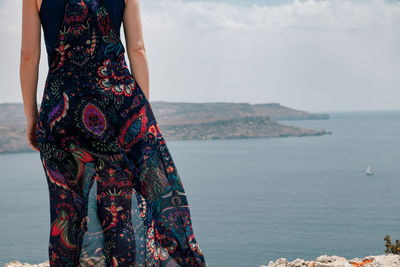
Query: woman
xmin=19 ymin=0 xmax=206 ymax=266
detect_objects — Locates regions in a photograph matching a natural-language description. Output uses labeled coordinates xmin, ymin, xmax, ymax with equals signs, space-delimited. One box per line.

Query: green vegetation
xmin=384 ymin=235 xmax=400 ymax=254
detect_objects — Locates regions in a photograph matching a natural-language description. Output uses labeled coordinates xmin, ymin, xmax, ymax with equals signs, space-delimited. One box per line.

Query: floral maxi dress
xmin=36 ymin=0 xmax=206 ymax=266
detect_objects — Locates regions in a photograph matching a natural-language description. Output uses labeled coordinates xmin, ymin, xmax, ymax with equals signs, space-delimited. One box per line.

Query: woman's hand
xmin=26 ymin=114 xmax=39 ymax=152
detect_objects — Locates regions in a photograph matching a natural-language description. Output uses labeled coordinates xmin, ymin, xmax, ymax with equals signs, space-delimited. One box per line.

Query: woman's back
xmin=39 ymin=0 xmax=126 ymax=58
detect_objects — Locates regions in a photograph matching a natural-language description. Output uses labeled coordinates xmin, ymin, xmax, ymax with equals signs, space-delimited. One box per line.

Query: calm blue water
xmin=0 ymin=110 xmax=399 ymax=266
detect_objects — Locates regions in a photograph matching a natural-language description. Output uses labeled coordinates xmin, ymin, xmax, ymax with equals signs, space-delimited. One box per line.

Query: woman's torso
xmin=39 ymin=0 xmax=126 ymax=57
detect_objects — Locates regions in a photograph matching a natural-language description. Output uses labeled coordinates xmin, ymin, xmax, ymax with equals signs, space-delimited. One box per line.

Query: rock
xmin=363 ymin=254 xmax=400 ymax=266
xmin=261 ymin=254 xmax=400 ymax=267
xmin=315 ymin=255 xmax=353 ymax=267
xmin=4 ymin=260 xmax=50 ymax=267
xmin=8 ymin=254 xmax=400 ymax=267
xmin=5 ymin=256 xmax=106 ymax=267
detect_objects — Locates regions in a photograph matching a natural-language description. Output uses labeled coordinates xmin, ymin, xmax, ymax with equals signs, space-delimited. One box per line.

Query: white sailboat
xmin=366 ymin=164 xmax=375 ymax=176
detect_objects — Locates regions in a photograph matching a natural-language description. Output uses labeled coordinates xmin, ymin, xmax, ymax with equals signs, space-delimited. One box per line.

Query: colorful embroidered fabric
xmin=36 ymin=0 xmax=206 ymax=266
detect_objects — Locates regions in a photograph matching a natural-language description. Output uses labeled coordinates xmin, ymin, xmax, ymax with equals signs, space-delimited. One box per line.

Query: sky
xmin=0 ymin=0 xmax=399 ymax=112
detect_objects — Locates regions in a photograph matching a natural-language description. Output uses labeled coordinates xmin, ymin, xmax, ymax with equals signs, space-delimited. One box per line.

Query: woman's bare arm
xmin=20 ymin=0 xmax=41 ymax=151
xmin=122 ymin=0 xmax=150 ymax=100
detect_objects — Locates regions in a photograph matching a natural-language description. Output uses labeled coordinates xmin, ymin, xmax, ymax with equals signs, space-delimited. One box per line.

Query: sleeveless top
xmin=39 ymin=0 xmax=125 ymax=58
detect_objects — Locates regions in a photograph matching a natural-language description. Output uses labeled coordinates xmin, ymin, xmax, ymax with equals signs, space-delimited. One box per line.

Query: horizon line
xmin=0 ymin=101 xmax=399 ymax=114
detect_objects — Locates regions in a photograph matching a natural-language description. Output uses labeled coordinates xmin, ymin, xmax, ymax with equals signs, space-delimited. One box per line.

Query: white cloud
xmin=141 ymin=0 xmax=400 ymax=31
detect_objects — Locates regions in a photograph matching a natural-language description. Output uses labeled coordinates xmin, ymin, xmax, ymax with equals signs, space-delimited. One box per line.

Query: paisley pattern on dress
xmin=81 ymin=102 xmax=108 ymax=137
xmin=36 ymin=0 xmax=206 ymax=266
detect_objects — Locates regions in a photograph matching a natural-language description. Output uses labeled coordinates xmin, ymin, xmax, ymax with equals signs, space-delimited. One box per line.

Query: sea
xmin=0 ymin=110 xmax=399 ymax=267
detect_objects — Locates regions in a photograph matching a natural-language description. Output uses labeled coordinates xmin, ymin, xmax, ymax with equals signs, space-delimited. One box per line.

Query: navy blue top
xmin=39 ymin=0 xmax=125 ymax=56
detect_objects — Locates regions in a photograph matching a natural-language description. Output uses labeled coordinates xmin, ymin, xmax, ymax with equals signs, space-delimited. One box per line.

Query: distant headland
xmin=0 ymin=102 xmax=331 ymax=153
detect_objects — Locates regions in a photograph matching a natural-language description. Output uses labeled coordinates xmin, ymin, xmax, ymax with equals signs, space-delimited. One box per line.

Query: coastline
xmin=263 ymin=254 xmax=400 ymax=267
xmin=0 ymin=102 xmax=331 ymax=153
